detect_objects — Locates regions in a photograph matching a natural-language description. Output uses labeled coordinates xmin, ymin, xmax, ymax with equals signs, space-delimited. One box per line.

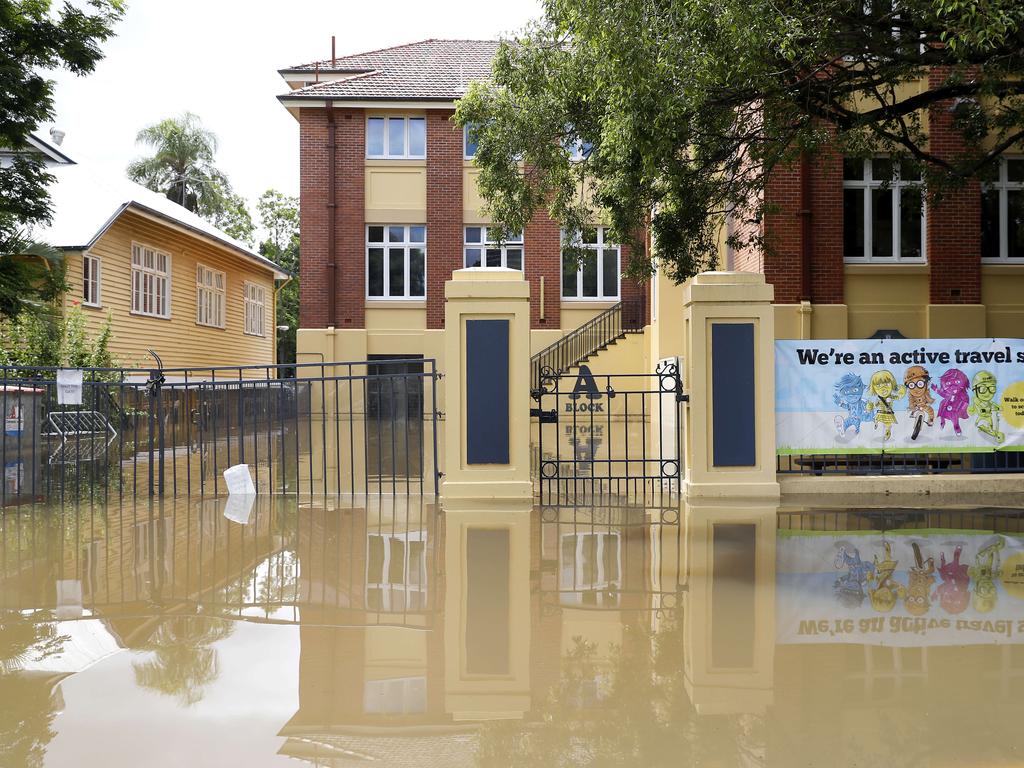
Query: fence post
xmin=682 ymin=272 xmax=780 ymax=498
xmin=441 ymin=268 xmax=533 ymax=508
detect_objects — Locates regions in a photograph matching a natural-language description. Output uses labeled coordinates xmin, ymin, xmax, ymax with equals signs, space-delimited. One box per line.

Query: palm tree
xmin=126 ymin=113 xmax=231 ymax=218
xmin=0 ymin=231 xmax=66 ymax=319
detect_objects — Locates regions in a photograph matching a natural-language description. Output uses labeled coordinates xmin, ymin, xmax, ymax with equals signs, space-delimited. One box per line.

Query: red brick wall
xmin=619 ymin=243 xmax=650 ymax=327
xmin=298 ymin=106 xmax=365 ymax=329
xmin=927 ymin=67 xmax=982 ymax=304
xmin=425 ymin=110 xmax=463 ymax=329
xmin=525 ymin=213 xmax=561 ymax=329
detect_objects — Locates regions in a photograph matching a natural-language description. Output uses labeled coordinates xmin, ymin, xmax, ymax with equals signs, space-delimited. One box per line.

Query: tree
xmin=212 ymin=189 xmax=256 ymax=245
xmin=257 ymin=190 xmax=299 ymax=367
xmin=0 ymin=0 xmax=125 ymax=236
xmin=456 ymin=0 xmax=1024 ymax=283
xmin=0 ymin=233 xmax=67 ymax=319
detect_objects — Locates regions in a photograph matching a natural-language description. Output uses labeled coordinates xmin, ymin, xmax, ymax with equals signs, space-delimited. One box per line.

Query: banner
xmin=776 ymin=338 xmax=1024 ymax=454
xmin=777 ymin=530 xmax=1024 ymax=646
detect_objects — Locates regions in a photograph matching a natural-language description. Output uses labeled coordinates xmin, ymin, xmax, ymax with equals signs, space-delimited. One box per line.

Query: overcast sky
xmin=45 ymin=0 xmax=542 ymax=225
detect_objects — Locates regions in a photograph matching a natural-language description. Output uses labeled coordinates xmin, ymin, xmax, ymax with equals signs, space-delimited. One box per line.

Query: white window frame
xmin=366 ymin=225 xmax=427 ymax=300
xmin=843 ymin=157 xmax=927 ymax=263
xmin=366 ymin=116 xmax=426 ymax=160
xmin=365 ymin=530 xmax=428 ymax=613
xmin=82 ymin=253 xmax=101 ymax=307
xmin=243 ymin=281 xmax=266 ymax=337
xmin=463 ymin=226 xmax=524 ymax=270
xmin=463 ymin=124 xmax=479 ymax=160
xmin=561 ymin=227 xmax=621 ymax=300
xmin=981 ymin=156 xmax=1024 ymax=261
xmin=130 ymin=241 xmax=172 ymax=319
xmin=195 ymin=264 xmax=226 ymax=329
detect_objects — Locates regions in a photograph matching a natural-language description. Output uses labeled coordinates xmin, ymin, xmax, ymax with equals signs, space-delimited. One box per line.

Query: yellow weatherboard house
xmin=24 ymin=134 xmax=288 ymax=370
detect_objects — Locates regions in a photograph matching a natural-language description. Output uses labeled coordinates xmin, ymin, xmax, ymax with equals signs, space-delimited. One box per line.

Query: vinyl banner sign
xmin=777 ymin=530 xmax=1024 ymax=646
xmin=776 ymin=338 xmax=1024 ymax=454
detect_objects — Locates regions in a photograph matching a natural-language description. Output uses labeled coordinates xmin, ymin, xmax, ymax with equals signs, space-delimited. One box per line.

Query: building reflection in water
xmin=1 ymin=498 xmax=1024 ymax=766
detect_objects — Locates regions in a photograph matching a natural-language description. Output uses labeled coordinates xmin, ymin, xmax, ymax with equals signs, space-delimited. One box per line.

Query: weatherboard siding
xmin=64 ymin=211 xmax=276 ymax=370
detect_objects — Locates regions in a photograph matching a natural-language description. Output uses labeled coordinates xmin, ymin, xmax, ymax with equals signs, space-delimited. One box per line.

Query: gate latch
xmin=530 ymin=407 xmax=557 ymax=424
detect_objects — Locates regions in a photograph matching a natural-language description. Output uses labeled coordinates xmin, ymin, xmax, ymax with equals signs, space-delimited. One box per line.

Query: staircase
xmin=530 ymin=297 xmax=645 ymax=390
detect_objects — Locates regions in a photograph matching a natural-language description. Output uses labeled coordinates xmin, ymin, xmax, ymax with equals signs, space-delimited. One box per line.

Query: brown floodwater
xmin=1 ymin=496 xmax=1023 ymax=767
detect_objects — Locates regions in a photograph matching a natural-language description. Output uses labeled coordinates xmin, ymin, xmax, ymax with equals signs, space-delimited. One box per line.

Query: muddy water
xmin=1 ymin=498 xmax=1023 ymax=767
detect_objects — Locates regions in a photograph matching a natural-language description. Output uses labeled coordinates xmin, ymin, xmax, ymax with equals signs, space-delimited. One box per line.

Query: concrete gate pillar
xmin=682 ymin=272 xmax=780 ymax=498
xmin=441 ymin=268 xmax=532 ymax=508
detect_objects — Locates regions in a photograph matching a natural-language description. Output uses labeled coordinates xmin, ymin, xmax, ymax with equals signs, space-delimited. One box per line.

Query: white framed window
xmin=463 ymin=124 xmax=480 ymax=159
xmin=366 ymin=116 xmax=426 ymax=159
xmin=982 ymin=156 xmax=1024 ymax=261
xmin=464 ymin=226 xmax=523 ymax=269
xmin=367 ymin=225 xmax=426 ymax=299
xmin=366 ymin=531 xmax=428 ymax=612
xmin=82 ymin=253 xmax=101 ymax=307
xmin=243 ymin=282 xmax=266 ymax=336
xmin=559 ymin=532 xmax=621 ymax=607
xmin=130 ymin=242 xmax=171 ymax=318
xmin=568 ymin=138 xmax=594 ymax=162
xmin=195 ymin=264 xmax=225 ymax=328
xmin=562 ymin=227 xmax=621 ymax=300
xmin=843 ymin=157 xmax=925 ymax=262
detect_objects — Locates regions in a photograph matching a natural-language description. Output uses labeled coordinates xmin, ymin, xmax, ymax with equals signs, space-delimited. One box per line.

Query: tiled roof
xmin=280 ymin=39 xmax=500 ymax=102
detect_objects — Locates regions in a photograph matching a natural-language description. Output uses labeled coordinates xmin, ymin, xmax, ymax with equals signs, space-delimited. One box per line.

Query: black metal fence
xmin=776 ymin=451 xmax=1024 ymax=475
xmin=1 ymin=360 xmax=441 ymax=505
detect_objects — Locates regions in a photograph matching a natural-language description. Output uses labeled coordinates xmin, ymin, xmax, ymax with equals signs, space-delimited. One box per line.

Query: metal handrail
xmin=530 ymin=296 xmax=644 ymax=390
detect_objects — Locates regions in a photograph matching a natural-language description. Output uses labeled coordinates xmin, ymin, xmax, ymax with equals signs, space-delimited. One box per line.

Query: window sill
xmin=195 ymin=322 xmax=227 ymax=330
xmin=81 ymin=302 xmax=103 ymax=310
xmin=844 ymin=263 xmax=929 ymax=276
xmin=130 ymin=311 xmax=172 ymax=320
xmin=242 ymin=332 xmax=266 ymax=338
xmin=981 ymin=261 xmax=1024 ymax=272
xmin=365 ymin=300 xmax=427 ymax=309
xmin=561 ymin=299 xmax=620 ymax=308
xmin=365 ymin=158 xmax=427 ymax=167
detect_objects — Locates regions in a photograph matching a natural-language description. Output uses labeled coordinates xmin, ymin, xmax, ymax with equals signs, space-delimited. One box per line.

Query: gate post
xmin=441 ymin=268 xmax=532 ymax=508
xmin=682 ymin=272 xmax=780 ymax=498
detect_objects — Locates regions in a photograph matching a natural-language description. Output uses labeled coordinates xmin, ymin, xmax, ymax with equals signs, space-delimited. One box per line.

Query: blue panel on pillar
xmin=466 ymin=319 xmax=510 ymax=464
xmin=712 ymin=323 xmax=756 ymax=467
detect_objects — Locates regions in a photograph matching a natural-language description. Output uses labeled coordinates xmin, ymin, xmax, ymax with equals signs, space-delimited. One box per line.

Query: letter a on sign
xmin=570 ymin=365 xmax=601 ymax=401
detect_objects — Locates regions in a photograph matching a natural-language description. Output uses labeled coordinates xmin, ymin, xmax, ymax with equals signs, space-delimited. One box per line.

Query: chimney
xmin=49 ymin=127 xmax=66 ymax=146
xmin=331 ymin=35 xmax=336 ymax=66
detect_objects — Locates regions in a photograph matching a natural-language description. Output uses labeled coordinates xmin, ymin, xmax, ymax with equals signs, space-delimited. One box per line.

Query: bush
xmin=0 ymin=304 xmax=116 ymax=371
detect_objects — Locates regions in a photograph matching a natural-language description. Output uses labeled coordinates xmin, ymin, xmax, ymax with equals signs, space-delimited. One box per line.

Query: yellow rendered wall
xmin=365 ymin=160 xmax=427 ymax=222
xmin=65 ymin=210 xmax=277 ymax=369
xmin=981 ymin=267 xmax=1024 ymax=336
xmin=843 ymin=266 xmax=928 ymax=339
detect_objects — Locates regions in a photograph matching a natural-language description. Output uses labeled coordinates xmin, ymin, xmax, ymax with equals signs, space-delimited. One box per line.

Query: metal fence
xmin=776 ymin=451 xmax=1024 ymax=475
xmin=1 ymin=359 xmax=441 ymax=505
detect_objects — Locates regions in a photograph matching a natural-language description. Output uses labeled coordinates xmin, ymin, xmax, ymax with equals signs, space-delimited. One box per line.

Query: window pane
xmin=388 ymin=118 xmax=406 ymax=156
xmin=367 ymin=118 xmax=385 ymax=156
xmin=388 ymin=248 xmax=406 ymax=296
xmin=872 ymin=158 xmax=894 ymax=182
xmin=843 ymin=188 xmax=865 ymax=258
xmin=408 ymin=118 xmax=425 ymax=157
xmin=409 ymin=226 xmax=425 ymax=243
xmin=843 ymin=159 xmax=864 ymax=180
xmin=506 ymin=248 xmax=522 ymax=270
xmin=582 ymin=227 xmax=598 ymax=245
xmin=486 ymin=248 xmax=502 ymax=267
xmin=899 ymin=160 xmax=921 ymax=181
xmin=409 ymin=248 xmax=425 ymax=296
xmin=465 ymin=226 xmax=482 ymax=244
xmin=1008 ymin=159 xmax=1024 ymax=184
xmin=562 ymin=253 xmax=578 ymax=297
xmin=464 ymin=248 xmax=481 ymax=268
xmin=1009 ymin=190 xmax=1024 ymax=259
xmin=368 ymin=247 xmax=385 ymax=296
xmin=899 ymin=187 xmax=923 ymax=259
xmin=602 ymin=249 xmax=618 ymax=297
xmin=581 ymin=250 xmax=598 ymax=297
xmin=368 ymin=226 xmax=385 ymax=243
xmin=388 ymin=226 xmax=405 ymax=243
xmin=871 ymin=188 xmax=894 ymax=259
xmin=464 ymin=124 xmax=479 ymax=157
xmin=981 ymin=189 xmax=1000 ymax=259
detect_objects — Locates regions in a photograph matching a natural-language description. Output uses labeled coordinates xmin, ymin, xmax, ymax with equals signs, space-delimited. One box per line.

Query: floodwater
xmin=2 ymin=497 xmax=1024 ymax=767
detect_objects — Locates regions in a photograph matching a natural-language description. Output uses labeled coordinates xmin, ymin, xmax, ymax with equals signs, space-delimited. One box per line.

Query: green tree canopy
xmin=258 ymin=189 xmax=299 ymax=366
xmin=456 ymin=0 xmax=1024 ymax=283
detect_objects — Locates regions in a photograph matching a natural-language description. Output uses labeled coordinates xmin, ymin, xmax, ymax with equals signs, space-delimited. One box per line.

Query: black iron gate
xmin=531 ymin=359 xmax=686 ymax=506
xmin=1 ymin=359 xmax=441 ymax=504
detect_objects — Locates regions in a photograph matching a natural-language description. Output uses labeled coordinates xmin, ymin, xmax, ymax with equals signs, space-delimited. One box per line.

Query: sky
xmin=44 ymin=0 xmax=543 ymax=229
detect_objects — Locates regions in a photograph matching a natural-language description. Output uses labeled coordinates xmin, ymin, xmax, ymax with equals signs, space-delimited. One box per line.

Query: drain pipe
xmin=326 ymin=100 xmax=337 ymax=326
xmin=798 ymin=151 xmax=813 ymax=340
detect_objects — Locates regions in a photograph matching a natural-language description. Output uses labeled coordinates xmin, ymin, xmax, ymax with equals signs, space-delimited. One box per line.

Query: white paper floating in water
xmin=223 ymin=463 xmax=256 ymax=495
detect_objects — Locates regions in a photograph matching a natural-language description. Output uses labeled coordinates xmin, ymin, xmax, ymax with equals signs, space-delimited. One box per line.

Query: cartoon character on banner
xmin=868 ymin=541 xmax=906 ymax=612
xmin=866 ymin=370 xmax=906 ymax=441
xmin=968 ymin=370 xmax=1005 ymax=444
xmin=904 ymin=542 xmax=935 ymax=616
xmin=903 ymin=365 xmax=934 ymax=441
xmin=933 ymin=545 xmax=970 ymax=615
xmin=833 ymin=545 xmax=875 ymax=607
xmin=933 ymin=369 xmax=970 ymax=436
xmin=833 ymin=374 xmax=872 ymax=437
xmin=969 ymin=538 xmax=1006 ymax=614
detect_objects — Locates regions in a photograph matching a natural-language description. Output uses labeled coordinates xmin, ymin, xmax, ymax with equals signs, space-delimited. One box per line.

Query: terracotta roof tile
xmin=280 ymin=39 xmax=500 ymax=102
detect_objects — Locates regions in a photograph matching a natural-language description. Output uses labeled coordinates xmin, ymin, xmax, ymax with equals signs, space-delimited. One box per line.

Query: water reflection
xmin=1 ymin=498 xmax=1023 ymax=766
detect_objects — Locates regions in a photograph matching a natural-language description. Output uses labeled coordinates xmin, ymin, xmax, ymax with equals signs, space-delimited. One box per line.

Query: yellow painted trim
xmin=560 ymin=300 xmax=619 ymax=309
xmin=364 ymin=300 xmax=427 ymax=309
xmin=364 ymin=159 xmax=427 ymax=168
xmin=844 ymin=263 xmax=929 ymax=276
xmin=981 ymin=263 xmax=1024 ymax=274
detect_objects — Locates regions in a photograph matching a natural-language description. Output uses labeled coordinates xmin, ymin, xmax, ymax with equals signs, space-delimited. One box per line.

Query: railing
xmin=530 ymin=296 xmax=645 ymax=390
xmin=776 ymin=451 xmax=1024 ymax=475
